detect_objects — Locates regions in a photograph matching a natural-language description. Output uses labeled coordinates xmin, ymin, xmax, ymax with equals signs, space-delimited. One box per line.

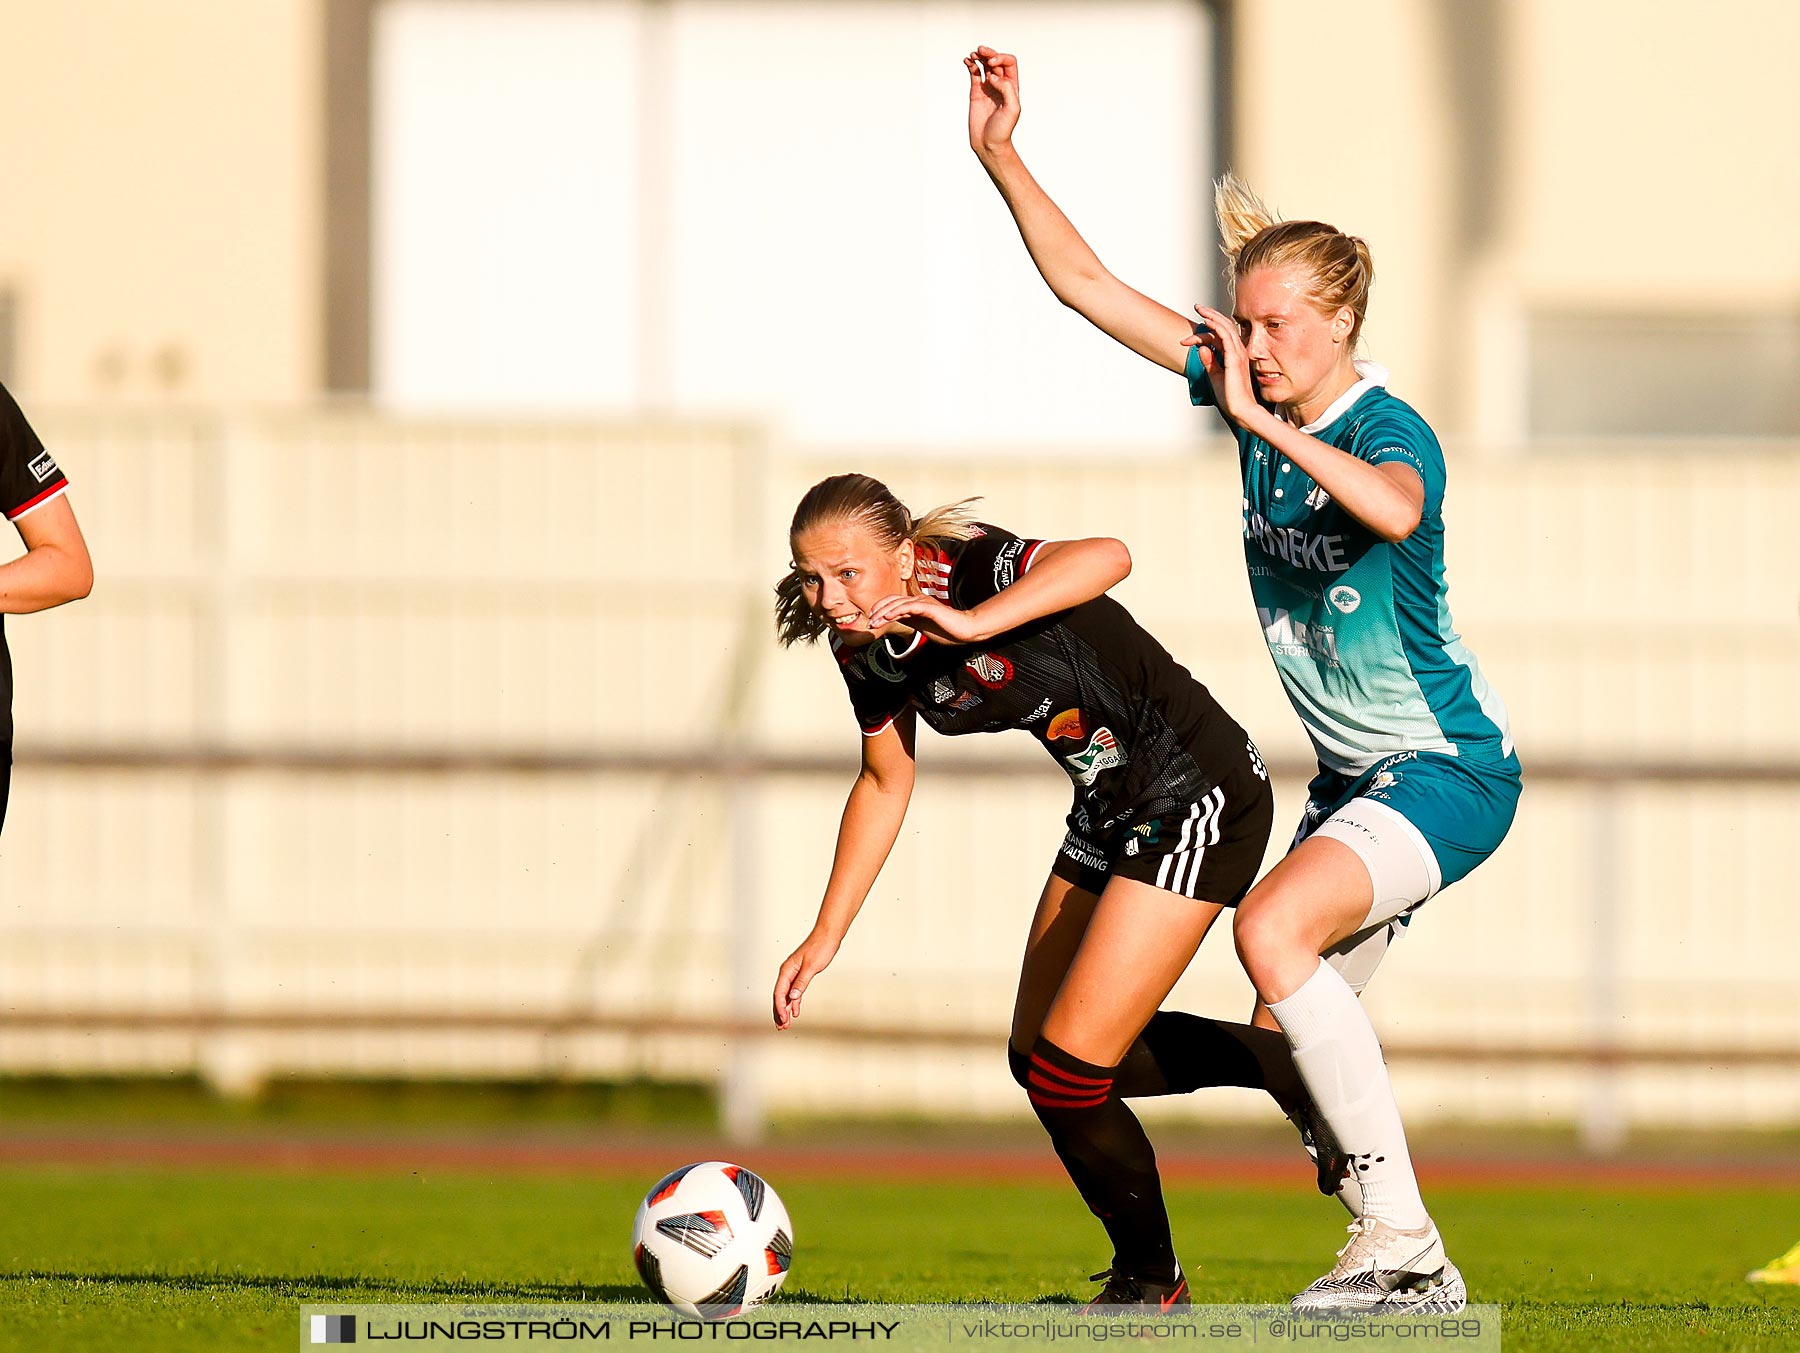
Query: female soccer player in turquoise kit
xmin=965 ymin=46 xmax=1520 ymax=1316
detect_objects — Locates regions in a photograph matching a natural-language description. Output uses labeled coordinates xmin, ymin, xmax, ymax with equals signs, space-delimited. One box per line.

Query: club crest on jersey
xmin=1046 ymin=709 xmax=1088 ymax=742
xmin=965 ymin=652 xmax=1013 ymax=689
xmin=1061 ymin=727 xmax=1125 ymax=787
xmin=864 ymin=644 xmax=908 ymax=683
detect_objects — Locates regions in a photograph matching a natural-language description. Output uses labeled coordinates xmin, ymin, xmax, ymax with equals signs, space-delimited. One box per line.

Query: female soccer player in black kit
xmin=771 ymin=473 xmax=1308 ymax=1309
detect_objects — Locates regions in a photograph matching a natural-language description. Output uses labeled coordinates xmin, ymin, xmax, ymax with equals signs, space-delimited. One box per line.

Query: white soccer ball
xmin=630 ymin=1161 xmax=794 ymax=1319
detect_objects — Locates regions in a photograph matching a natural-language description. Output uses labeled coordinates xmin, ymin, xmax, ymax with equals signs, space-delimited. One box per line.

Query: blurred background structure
xmin=0 ymin=0 xmax=1795 ymax=1151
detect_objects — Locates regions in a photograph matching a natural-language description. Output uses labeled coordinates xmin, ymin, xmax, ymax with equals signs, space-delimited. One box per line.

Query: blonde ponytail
xmin=1213 ymin=171 xmax=1280 ymax=263
xmin=909 ymin=498 xmax=982 ymax=555
xmin=1212 ymin=171 xmax=1376 ymax=345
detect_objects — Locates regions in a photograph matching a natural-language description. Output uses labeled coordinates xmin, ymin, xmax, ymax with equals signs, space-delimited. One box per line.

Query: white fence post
xmin=1580 ymin=783 xmax=1625 ymax=1155
xmin=194 ymin=412 xmax=263 ymax=1099
xmin=721 ymin=430 xmax=771 ymax=1144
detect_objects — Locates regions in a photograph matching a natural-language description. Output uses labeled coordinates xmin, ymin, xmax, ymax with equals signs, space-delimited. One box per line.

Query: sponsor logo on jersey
xmin=1124 ymin=836 xmax=1140 ymax=857
xmin=1025 ymin=697 xmax=1054 ymax=722
xmin=1374 ymin=445 xmax=1424 ymax=474
xmin=28 ymin=450 xmax=58 ymax=484
xmin=1247 ymin=739 xmax=1268 ymax=781
xmin=1046 ymin=709 xmax=1088 ymax=742
xmin=992 ymin=540 xmax=1028 ymax=591
xmin=1304 ymin=484 xmax=1332 ymax=511
xmin=1303 ymin=800 xmax=1326 ymax=823
xmin=965 ymin=652 xmax=1014 ymax=689
xmin=1245 ymin=512 xmax=1350 ymax=573
xmin=948 ymin=688 xmax=982 ymax=712
xmin=927 ymin=676 xmax=957 ymax=705
xmin=1328 ymin=585 xmax=1362 ymax=614
xmin=1259 ymin=607 xmax=1341 ymax=666
xmin=1368 ymin=770 xmax=1398 ymax=793
xmin=1061 ymin=727 xmax=1125 ymax=787
xmin=1129 ymin=819 xmax=1163 ymax=846
xmin=1060 ymin=835 xmax=1108 ymax=872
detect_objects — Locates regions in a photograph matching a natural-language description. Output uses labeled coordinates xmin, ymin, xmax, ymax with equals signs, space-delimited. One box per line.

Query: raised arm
xmin=772 ymin=709 xmax=918 ymax=1029
xmin=966 ymin=47 xmax=1193 ymax=374
xmin=865 ymin=536 xmax=1131 ymax=645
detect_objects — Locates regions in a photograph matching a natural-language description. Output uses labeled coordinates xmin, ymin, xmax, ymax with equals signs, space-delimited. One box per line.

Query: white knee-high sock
xmin=1267 ymin=958 xmax=1428 ymax=1230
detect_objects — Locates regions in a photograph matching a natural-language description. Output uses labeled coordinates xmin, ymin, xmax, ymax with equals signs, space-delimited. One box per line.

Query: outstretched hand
xmin=1181 ymin=304 xmax=1264 ymax=426
xmin=773 ymin=930 xmax=840 ymax=1030
xmin=965 ymin=46 xmax=1020 ymax=156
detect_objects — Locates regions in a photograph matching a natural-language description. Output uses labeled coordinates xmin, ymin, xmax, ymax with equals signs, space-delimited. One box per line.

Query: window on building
xmin=1528 ymin=309 xmax=1800 ymax=439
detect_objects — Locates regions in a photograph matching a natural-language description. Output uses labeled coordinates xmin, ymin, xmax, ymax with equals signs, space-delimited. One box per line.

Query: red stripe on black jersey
xmin=6 ymin=480 xmax=68 ymax=519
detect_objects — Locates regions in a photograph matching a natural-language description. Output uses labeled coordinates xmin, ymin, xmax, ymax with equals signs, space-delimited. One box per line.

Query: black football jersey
xmin=829 ymin=525 xmax=1249 ymax=828
xmin=0 ymin=382 xmax=72 ymax=741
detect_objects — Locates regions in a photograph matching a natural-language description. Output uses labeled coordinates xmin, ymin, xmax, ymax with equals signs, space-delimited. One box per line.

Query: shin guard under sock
xmin=1267 ymin=959 xmax=1427 ymax=1229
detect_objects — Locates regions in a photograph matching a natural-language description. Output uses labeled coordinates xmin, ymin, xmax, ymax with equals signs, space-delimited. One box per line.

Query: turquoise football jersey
xmin=1186 ymin=349 xmax=1514 ymax=774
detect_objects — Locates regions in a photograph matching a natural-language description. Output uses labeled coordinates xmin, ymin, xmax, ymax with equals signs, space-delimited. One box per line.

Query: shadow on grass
xmin=5 ymin=1271 xmax=649 ymax=1302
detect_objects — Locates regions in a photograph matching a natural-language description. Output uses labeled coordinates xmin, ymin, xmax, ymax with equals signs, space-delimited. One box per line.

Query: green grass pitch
xmin=1 ymin=1164 xmax=1796 ymax=1352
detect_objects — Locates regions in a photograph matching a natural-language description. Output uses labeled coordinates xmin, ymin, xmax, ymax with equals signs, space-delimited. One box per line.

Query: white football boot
xmin=1290 ymin=1217 xmax=1465 ymax=1316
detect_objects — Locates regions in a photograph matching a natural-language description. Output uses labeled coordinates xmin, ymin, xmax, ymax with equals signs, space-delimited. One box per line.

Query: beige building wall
xmin=0 ymin=0 xmax=324 ymax=401
xmin=1231 ymin=0 xmax=1800 ymax=442
xmin=1231 ymin=0 xmax=1460 ymax=428
xmin=3 ymin=0 xmax=1798 ymax=431
xmin=1506 ymin=0 xmax=1800 ymax=306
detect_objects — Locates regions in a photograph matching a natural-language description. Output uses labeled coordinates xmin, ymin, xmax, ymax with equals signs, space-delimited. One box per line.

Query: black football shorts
xmin=1051 ymin=745 xmax=1274 ymax=905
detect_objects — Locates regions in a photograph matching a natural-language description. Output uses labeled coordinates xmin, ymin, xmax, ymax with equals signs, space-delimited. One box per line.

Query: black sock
xmin=1111 ymin=1010 xmax=1305 ymax=1112
xmin=1023 ymin=1036 xmax=1177 ymax=1284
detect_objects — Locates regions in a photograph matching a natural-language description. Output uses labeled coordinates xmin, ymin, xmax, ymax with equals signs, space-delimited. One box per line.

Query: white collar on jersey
xmin=1296 ymin=359 xmax=1391 ymax=435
